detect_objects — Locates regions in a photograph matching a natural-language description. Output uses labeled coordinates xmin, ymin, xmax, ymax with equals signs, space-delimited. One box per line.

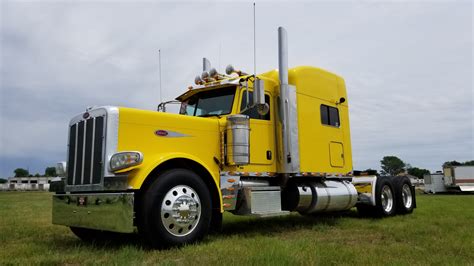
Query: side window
xmin=240 ymin=91 xmax=271 ymax=120
xmin=320 ymin=104 xmax=340 ymax=127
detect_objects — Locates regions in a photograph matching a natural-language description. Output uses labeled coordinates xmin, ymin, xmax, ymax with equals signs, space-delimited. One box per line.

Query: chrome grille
xmin=67 ymin=116 xmax=105 ymax=186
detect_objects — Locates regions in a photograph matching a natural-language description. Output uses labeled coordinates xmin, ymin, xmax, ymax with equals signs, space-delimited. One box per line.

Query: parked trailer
xmin=50 ymin=27 xmax=416 ymax=248
xmin=443 ymin=166 xmax=474 ymax=192
xmin=424 ymin=173 xmax=447 ymax=194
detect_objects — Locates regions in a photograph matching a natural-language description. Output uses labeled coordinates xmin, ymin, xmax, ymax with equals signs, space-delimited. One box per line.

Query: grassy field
xmin=0 ymin=191 xmax=473 ymax=265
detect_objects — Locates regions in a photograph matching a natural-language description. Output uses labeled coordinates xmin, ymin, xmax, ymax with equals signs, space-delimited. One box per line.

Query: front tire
xmin=138 ymin=169 xmax=212 ymax=248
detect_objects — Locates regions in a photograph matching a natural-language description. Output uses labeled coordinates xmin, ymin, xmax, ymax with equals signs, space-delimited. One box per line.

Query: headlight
xmin=56 ymin=162 xmax=67 ymax=177
xmin=109 ymin=151 xmax=143 ymax=172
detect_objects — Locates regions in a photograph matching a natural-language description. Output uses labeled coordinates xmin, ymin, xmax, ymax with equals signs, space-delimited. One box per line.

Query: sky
xmin=0 ymin=0 xmax=472 ymax=178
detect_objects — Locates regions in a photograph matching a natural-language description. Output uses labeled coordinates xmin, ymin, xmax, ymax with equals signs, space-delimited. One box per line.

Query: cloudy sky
xmin=0 ymin=0 xmax=472 ymax=178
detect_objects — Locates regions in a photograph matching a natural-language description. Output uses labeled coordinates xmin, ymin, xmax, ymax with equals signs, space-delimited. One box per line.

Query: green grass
xmin=0 ymin=191 xmax=473 ymax=265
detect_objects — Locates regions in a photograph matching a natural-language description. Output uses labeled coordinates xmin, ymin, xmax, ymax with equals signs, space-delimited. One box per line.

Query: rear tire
xmin=357 ymin=176 xmax=396 ymax=217
xmin=138 ymin=168 xmax=212 ymax=248
xmin=393 ymin=176 xmax=415 ymax=214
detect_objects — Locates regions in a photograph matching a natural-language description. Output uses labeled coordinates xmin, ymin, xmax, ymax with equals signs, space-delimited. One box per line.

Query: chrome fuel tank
xmin=285 ymin=180 xmax=358 ymax=214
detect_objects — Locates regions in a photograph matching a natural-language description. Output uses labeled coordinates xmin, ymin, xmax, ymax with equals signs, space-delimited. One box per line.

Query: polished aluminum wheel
xmin=402 ymin=183 xmax=413 ymax=209
xmin=381 ymin=185 xmax=394 ymax=213
xmin=161 ymin=185 xmax=201 ymax=237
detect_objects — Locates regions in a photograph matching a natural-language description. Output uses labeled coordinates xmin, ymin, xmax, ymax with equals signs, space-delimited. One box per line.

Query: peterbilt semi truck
xmin=51 ymin=27 xmax=416 ymax=247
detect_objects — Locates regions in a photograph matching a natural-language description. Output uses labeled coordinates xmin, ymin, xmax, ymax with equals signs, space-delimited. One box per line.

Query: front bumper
xmin=52 ymin=192 xmax=135 ymax=233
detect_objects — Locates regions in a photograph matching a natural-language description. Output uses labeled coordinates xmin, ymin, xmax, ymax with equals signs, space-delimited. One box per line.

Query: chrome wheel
xmin=161 ymin=185 xmax=201 ymax=237
xmin=381 ymin=185 xmax=394 ymax=213
xmin=402 ymin=184 xmax=413 ymax=209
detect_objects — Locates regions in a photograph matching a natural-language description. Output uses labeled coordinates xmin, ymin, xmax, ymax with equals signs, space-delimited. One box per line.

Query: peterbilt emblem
xmin=155 ymin=130 xmax=168 ymax=137
xmin=154 ymin=130 xmax=190 ymax=138
xmin=83 ymin=112 xmax=90 ymax=119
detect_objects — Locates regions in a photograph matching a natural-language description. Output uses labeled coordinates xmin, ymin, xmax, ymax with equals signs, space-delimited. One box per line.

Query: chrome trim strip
xmin=104 ymin=106 xmax=119 ymax=177
xmin=89 ymin=118 xmax=95 ymax=184
xmin=52 ymin=192 xmax=134 ymax=233
xmin=81 ymin=120 xmax=86 ymax=184
xmin=288 ymin=85 xmax=300 ymax=172
xmin=72 ymin=125 xmax=78 ymax=185
xmin=278 ymin=84 xmax=300 ymax=173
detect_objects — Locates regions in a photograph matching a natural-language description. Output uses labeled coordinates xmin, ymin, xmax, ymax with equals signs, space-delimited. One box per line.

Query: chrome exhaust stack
xmin=278 ymin=27 xmax=289 ymax=86
xmin=278 ymin=27 xmax=300 ymax=174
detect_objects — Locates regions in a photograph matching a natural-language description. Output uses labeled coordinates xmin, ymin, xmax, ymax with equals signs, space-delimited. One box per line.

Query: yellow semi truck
xmin=51 ymin=27 xmax=416 ymax=247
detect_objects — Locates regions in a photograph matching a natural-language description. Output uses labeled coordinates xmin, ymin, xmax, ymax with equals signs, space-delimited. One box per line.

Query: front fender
xmin=127 ymin=152 xmax=222 ymax=210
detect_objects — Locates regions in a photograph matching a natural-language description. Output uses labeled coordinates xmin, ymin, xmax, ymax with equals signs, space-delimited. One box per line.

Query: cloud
xmin=0 ymin=1 xmax=472 ymax=177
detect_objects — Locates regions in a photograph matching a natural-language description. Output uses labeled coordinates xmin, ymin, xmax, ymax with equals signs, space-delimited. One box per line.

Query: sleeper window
xmin=320 ymin=104 xmax=340 ymax=127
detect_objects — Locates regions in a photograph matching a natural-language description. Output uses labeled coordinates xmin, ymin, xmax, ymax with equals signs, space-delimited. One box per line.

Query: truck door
xmin=240 ymin=91 xmax=274 ymax=165
xmin=321 ymin=104 xmax=345 ymax=168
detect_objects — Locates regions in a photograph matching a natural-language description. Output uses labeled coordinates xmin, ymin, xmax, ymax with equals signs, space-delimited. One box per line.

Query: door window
xmin=240 ymin=91 xmax=271 ymax=120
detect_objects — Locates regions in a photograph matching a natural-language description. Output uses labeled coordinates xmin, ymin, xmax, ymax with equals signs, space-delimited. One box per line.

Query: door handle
xmin=266 ymin=150 xmax=272 ymax=160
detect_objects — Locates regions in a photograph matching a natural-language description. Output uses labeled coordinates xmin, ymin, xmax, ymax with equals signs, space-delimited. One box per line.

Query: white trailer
xmin=424 ymin=166 xmax=474 ymax=193
xmin=424 ymin=173 xmax=447 ymax=194
xmin=443 ymin=166 xmax=474 ymax=192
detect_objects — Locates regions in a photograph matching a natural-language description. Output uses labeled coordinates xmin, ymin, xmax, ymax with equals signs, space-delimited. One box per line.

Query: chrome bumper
xmin=52 ymin=192 xmax=134 ymax=233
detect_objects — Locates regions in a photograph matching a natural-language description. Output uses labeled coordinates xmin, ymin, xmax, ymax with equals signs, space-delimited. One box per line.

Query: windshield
xmin=179 ymin=86 xmax=236 ymax=117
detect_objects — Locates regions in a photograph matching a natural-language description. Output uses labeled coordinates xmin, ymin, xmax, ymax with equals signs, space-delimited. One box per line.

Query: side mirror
xmin=253 ymin=78 xmax=269 ymax=115
xmin=253 ymin=78 xmax=265 ymax=106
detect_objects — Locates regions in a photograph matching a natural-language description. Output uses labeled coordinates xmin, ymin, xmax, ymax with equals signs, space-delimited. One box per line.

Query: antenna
xmin=158 ymin=49 xmax=162 ymax=103
xmin=218 ymin=43 xmax=222 ymax=73
xmin=253 ymin=2 xmax=256 ymax=78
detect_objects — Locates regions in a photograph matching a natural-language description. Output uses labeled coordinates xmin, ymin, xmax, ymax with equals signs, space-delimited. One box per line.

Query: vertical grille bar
xmin=92 ymin=116 xmax=104 ymax=184
xmin=74 ymin=121 xmax=84 ymax=185
xmin=83 ymin=118 xmax=94 ymax=185
xmin=89 ymin=118 xmax=96 ymax=185
xmin=67 ymin=124 xmax=77 ymax=185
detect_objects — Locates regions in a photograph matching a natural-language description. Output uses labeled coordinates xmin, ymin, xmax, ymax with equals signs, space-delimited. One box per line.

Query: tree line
xmin=12 ymin=167 xmax=57 ymax=178
xmin=367 ymin=156 xmax=474 ymax=179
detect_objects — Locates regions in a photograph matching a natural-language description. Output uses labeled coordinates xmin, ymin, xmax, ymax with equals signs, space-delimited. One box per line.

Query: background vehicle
xmin=425 ymin=166 xmax=474 ymax=193
xmin=51 ymin=27 xmax=416 ymax=248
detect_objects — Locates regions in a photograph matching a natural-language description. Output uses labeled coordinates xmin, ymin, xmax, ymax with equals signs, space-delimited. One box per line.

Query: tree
xmin=34 ymin=173 xmax=41 ymax=177
xmin=442 ymin=161 xmax=462 ymax=168
xmin=44 ymin=167 xmax=57 ymax=177
xmin=380 ymin=156 xmax=405 ymax=176
xmin=407 ymin=167 xmax=430 ymax=179
xmin=0 ymin=178 xmax=7 ymax=184
xmin=442 ymin=160 xmax=474 ymax=168
xmin=14 ymin=168 xmax=29 ymax=177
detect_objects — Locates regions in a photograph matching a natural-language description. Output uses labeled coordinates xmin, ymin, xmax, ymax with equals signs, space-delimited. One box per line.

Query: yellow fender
xmin=129 ymin=152 xmax=223 ymax=212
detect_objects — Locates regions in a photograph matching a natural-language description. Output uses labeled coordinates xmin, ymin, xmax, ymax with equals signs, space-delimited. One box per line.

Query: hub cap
xmin=161 ymin=185 xmax=201 ymax=237
xmin=381 ymin=185 xmax=394 ymax=213
xmin=402 ymin=184 xmax=413 ymax=209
